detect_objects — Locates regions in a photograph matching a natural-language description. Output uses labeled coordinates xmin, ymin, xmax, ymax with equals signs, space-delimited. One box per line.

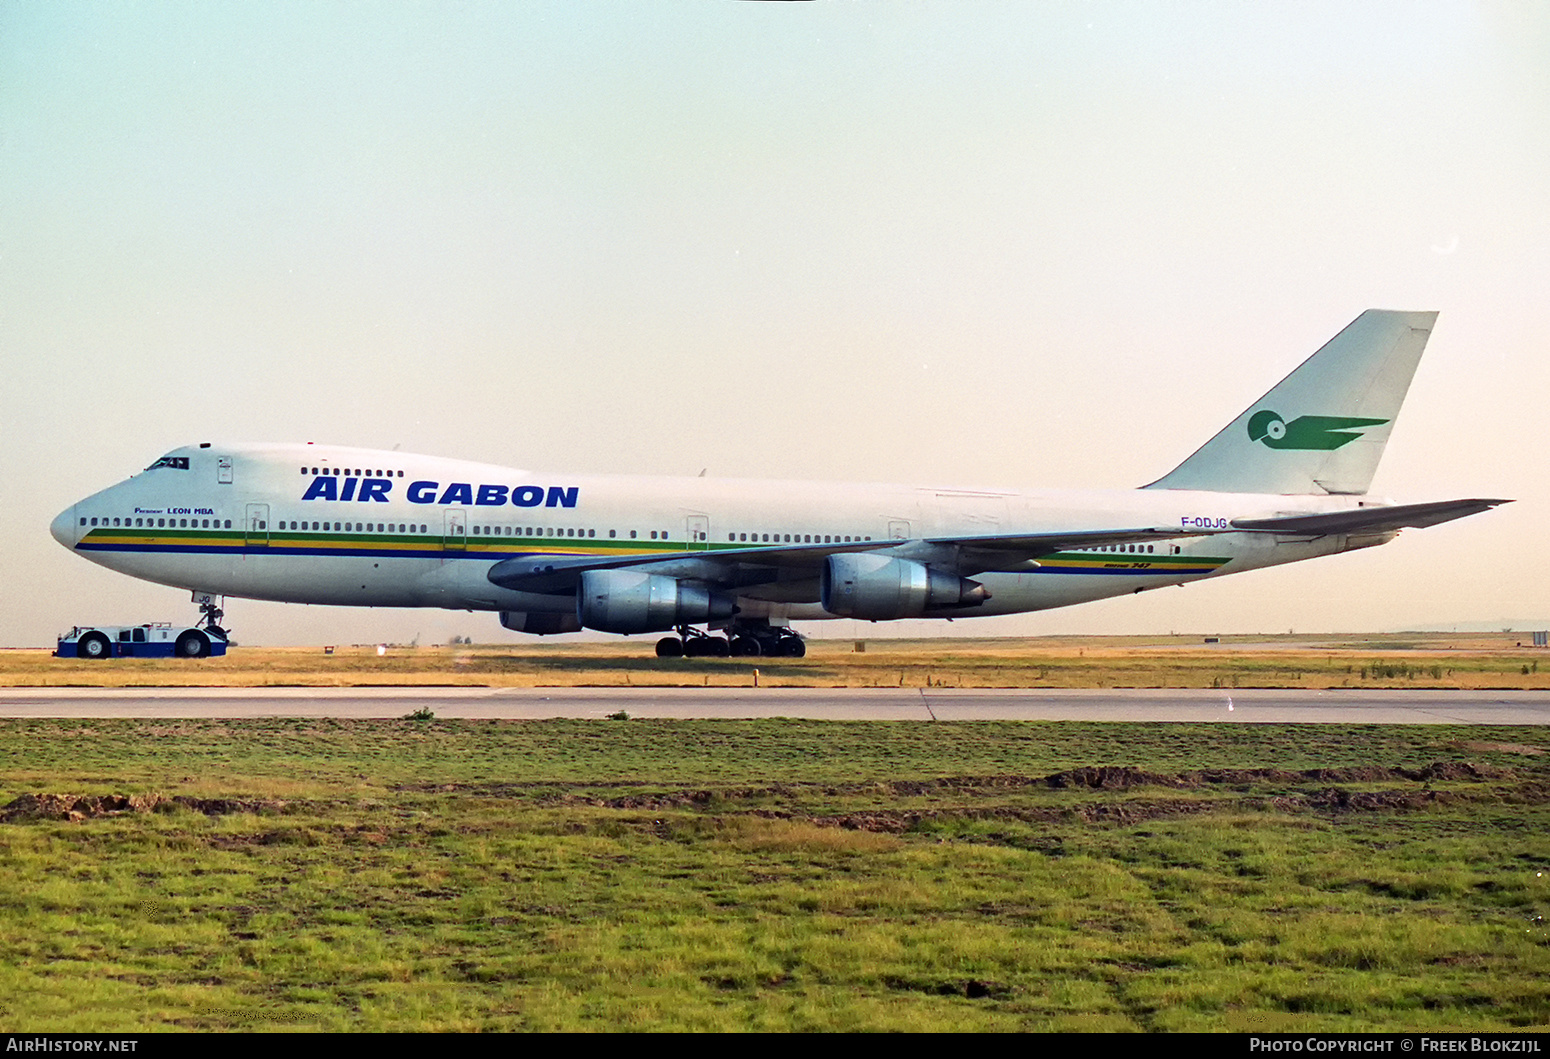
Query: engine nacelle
xmin=500 ymin=610 xmax=582 ymax=635
xmin=820 ymin=553 xmax=989 ymax=620
xmin=577 ymin=570 xmax=736 ymax=634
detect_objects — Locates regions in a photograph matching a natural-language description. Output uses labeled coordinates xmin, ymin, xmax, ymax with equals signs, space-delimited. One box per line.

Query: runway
xmin=1 ymin=686 xmax=1549 ymax=723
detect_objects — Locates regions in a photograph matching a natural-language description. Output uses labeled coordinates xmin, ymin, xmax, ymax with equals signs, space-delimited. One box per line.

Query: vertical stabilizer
xmin=1144 ymin=310 xmax=1437 ymax=495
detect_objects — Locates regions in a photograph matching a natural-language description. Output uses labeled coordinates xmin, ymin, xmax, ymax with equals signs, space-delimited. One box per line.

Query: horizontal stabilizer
xmin=1232 ymin=498 xmax=1510 ymax=536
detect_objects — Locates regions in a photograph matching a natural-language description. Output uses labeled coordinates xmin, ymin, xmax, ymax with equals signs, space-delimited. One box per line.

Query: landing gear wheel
xmin=730 ymin=636 xmax=761 ymax=657
xmin=175 ymin=630 xmax=211 ymax=659
xmin=778 ymin=636 xmax=806 ymax=658
xmin=655 ymin=637 xmax=683 ymax=658
xmin=77 ymin=633 xmax=111 ymax=660
xmin=680 ymin=633 xmax=729 ymax=658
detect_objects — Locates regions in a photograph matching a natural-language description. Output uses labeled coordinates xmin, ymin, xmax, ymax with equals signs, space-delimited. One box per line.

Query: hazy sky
xmin=3 ymin=2 xmax=1547 ymax=646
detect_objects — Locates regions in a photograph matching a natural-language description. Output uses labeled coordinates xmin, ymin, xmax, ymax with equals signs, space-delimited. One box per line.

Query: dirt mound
xmin=1 ymin=793 xmax=157 ymax=821
xmin=1 ymin=792 xmax=281 ymax=822
xmin=1292 ymin=788 xmax=1451 ymax=812
xmin=1043 ymin=766 xmax=1177 ymax=789
xmin=586 ymin=761 xmax=1512 ymax=810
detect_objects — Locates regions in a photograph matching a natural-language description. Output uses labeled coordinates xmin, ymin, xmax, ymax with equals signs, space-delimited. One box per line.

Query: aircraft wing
xmin=1231 ymin=498 xmax=1511 ymax=536
xmin=485 ymin=526 xmax=1214 ymax=592
xmin=487 ymin=539 xmax=882 ymax=593
xmin=486 ymin=501 xmax=1508 ymax=594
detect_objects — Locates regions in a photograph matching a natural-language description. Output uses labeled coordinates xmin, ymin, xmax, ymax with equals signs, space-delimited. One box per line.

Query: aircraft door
xmin=217 ymin=456 xmax=233 ymax=484
xmin=686 ymin=515 xmax=709 ymax=552
xmin=444 ymin=511 xmax=467 ymax=552
xmin=245 ymin=504 xmax=269 ymax=547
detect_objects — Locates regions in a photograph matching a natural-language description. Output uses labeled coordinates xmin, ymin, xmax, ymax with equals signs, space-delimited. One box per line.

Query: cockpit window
xmin=145 ymin=456 xmax=190 ymax=471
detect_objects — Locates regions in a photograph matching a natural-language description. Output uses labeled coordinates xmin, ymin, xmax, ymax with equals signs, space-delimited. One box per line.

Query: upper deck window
xmin=145 ymin=455 xmax=190 ymax=471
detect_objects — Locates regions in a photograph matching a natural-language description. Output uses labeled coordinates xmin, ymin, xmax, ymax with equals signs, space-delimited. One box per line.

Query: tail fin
xmin=1144 ymin=310 xmax=1438 ymax=495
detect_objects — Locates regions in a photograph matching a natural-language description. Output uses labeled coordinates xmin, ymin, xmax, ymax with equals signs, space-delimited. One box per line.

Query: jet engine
xmin=577 ymin=570 xmax=736 ymax=634
xmin=820 ymin=553 xmax=989 ymax=620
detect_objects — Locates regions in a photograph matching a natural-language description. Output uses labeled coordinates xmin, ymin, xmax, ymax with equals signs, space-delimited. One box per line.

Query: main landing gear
xmin=654 ymin=621 xmax=806 ymax=659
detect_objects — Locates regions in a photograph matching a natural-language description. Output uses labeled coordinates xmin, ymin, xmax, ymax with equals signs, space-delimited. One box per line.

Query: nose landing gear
xmin=193 ymin=592 xmax=229 ymax=641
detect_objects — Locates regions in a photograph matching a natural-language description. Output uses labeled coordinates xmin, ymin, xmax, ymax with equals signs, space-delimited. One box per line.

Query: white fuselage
xmin=50 ymin=443 xmax=1392 ymax=629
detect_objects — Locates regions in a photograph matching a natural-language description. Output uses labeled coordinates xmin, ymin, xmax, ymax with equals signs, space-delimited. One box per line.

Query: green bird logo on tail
xmin=1247 ymin=411 xmax=1389 ymax=450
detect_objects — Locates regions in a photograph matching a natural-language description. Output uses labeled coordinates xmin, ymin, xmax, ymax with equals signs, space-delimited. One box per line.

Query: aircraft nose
xmin=50 ymin=505 xmax=77 ymax=549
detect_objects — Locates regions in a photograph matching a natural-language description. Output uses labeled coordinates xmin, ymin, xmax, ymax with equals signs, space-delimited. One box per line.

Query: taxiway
xmin=1 ymin=687 xmax=1548 ymax=723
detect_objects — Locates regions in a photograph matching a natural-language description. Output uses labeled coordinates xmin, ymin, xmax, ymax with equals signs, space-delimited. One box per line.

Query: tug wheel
xmin=175 ymin=630 xmax=211 ymax=659
xmin=77 ymin=633 xmax=111 ymax=660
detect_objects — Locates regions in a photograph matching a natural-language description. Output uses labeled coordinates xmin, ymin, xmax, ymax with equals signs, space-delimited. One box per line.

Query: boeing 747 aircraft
xmin=51 ymin=311 xmax=1506 ymax=657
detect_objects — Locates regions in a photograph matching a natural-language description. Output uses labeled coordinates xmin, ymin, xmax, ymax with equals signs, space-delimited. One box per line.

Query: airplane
xmin=50 ymin=310 xmax=1507 ymax=659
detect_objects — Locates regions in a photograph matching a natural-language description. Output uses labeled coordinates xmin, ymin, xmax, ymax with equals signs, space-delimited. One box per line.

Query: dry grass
xmin=7 ymin=632 xmax=1550 ymax=690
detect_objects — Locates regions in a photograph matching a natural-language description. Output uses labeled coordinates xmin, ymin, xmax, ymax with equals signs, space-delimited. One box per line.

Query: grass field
xmin=9 ymin=632 xmax=1550 ymax=690
xmin=1 ymin=717 xmax=1547 ymax=1031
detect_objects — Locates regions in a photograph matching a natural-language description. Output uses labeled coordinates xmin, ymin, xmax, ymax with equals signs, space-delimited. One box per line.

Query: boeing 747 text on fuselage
xmin=51 ymin=311 xmax=1507 ymax=657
